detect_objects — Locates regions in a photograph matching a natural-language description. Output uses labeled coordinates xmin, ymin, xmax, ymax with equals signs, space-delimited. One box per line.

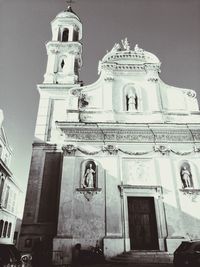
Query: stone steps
xmin=108 ymin=251 xmax=174 ymax=264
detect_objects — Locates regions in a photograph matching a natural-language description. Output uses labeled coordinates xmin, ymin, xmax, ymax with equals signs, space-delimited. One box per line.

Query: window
xmin=0 ymin=220 xmax=4 ymax=237
xmin=62 ymin=28 xmax=69 ymax=42
xmin=73 ymin=30 xmax=79 ymax=41
xmin=4 ymin=185 xmax=10 ymax=209
xmin=0 ymin=176 xmax=5 ymax=202
xmin=24 ymin=238 xmax=32 ymax=248
xmin=3 ymin=221 xmax=8 ymax=237
xmin=7 ymin=223 xmax=12 ymax=238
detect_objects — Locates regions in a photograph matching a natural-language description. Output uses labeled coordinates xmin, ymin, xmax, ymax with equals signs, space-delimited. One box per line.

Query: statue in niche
xmin=82 ymin=161 xmax=96 ymax=188
xmin=126 ymin=89 xmax=138 ymax=111
xmin=180 ymin=165 xmax=193 ymax=188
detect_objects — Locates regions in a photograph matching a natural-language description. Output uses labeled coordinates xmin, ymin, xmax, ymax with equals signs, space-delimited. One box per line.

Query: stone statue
xmin=134 ymin=44 xmax=144 ymax=53
xmin=181 ymin=166 xmax=192 ymax=188
xmin=121 ymin=38 xmax=130 ymax=51
xmin=126 ymin=90 xmax=138 ymax=111
xmin=83 ymin=163 xmax=95 ymax=188
xmin=110 ymin=43 xmax=121 ymax=52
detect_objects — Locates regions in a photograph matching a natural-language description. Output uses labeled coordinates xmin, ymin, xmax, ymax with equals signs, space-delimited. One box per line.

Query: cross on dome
xmin=66 ymin=0 xmax=75 ymax=7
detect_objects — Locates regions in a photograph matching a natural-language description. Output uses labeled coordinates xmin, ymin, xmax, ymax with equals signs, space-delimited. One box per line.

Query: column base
xmin=166 ymin=237 xmax=186 ymax=253
xmin=103 ymin=237 xmax=128 ymax=258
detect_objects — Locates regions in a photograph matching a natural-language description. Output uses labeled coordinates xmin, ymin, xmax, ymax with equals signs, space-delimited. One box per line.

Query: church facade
xmin=20 ymin=6 xmax=200 ymax=264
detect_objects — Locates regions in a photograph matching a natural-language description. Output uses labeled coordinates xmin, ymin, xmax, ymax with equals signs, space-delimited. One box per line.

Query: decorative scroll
xmin=76 ymin=188 xmax=102 ymax=201
xmin=62 ymin=143 xmax=200 ymax=157
xmin=171 ymin=149 xmax=193 ymax=156
xmin=154 ymin=145 xmax=195 ymax=156
xmin=179 ymin=189 xmax=200 ymax=202
xmin=118 ymin=148 xmax=152 ymax=155
xmin=77 ymin=147 xmax=102 ymax=155
xmin=194 ymin=146 xmax=200 ymax=153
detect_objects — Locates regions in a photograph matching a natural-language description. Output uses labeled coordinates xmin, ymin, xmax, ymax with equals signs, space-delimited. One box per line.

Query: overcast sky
xmin=0 ymin=0 xmax=200 ymax=199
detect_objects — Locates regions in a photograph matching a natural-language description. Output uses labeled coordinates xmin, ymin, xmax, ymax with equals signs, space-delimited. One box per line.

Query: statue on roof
xmin=121 ymin=38 xmax=130 ymax=51
xmin=110 ymin=43 xmax=121 ymax=53
xmin=134 ymin=44 xmax=144 ymax=53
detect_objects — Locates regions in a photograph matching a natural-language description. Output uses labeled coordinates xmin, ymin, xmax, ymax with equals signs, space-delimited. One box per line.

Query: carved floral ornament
xmin=61 ymin=144 xmax=200 ymax=156
xmin=179 ymin=188 xmax=200 ymax=202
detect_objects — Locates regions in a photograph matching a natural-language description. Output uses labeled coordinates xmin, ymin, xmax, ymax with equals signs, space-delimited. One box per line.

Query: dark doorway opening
xmin=128 ymin=197 xmax=159 ymax=250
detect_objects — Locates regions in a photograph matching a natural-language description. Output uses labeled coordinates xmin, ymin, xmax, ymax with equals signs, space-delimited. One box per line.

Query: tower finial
xmin=66 ymin=0 xmax=75 ymax=7
xmin=65 ymin=0 xmax=75 ymax=12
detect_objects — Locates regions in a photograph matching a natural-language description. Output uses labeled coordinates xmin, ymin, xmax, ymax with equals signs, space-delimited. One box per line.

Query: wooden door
xmin=128 ymin=197 xmax=159 ymax=250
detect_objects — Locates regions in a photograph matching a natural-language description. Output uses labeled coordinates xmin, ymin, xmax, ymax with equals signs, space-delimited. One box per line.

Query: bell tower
xmin=35 ymin=5 xmax=83 ymax=142
xmin=44 ymin=5 xmax=82 ymax=84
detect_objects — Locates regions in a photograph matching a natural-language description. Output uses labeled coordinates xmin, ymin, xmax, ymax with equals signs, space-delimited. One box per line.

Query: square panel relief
xmin=122 ymin=158 xmax=156 ymax=185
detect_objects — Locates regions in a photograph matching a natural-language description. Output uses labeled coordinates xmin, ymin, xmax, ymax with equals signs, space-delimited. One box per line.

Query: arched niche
xmin=123 ymin=84 xmax=141 ymax=112
xmin=81 ymin=159 xmax=98 ymax=189
xmin=179 ymin=161 xmax=196 ymax=189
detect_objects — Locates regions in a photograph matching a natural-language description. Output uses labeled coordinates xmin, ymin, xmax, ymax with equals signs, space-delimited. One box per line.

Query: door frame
xmin=119 ymin=185 xmax=167 ymax=252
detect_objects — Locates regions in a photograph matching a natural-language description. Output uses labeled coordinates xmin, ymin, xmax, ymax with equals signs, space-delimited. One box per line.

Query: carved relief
xmin=123 ymin=159 xmax=155 ymax=185
xmin=62 ymin=144 xmax=77 ymax=156
xmin=179 ymin=188 xmax=200 ymax=202
xmin=154 ymin=145 xmax=171 ymax=155
xmin=102 ymin=144 xmax=118 ymax=155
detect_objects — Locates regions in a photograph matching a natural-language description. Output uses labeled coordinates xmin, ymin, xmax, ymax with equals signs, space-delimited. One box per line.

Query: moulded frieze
xmin=101 ymin=63 xmax=145 ymax=72
xmin=33 ymin=142 xmax=57 ymax=150
xmin=190 ymin=130 xmax=200 ymax=142
xmin=47 ymin=42 xmax=82 ymax=55
xmin=59 ymin=126 xmax=200 ymax=143
xmin=153 ymin=130 xmax=193 ymax=142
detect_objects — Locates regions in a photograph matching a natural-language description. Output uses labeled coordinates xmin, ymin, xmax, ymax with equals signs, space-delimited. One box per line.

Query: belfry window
xmin=73 ymin=30 xmax=79 ymax=41
xmin=0 ymin=220 xmax=3 ymax=237
xmin=7 ymin=223 xmax=12 ymax=238
xmin=62 ymin=28 xmax=69 ymax=42
xmin=3 ymin=221 xmax=8 ymax=237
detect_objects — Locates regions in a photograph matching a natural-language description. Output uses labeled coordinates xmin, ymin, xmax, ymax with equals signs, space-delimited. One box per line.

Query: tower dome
xmin=56 ymin=6 xmax=80 ymax=21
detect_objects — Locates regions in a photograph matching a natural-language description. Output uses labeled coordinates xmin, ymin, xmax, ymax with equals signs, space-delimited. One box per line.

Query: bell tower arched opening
xmin=62 ymin=28 xmax=69 ymax=42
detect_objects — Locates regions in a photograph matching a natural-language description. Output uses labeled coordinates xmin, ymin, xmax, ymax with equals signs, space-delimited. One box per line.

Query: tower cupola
xmin=52 ymin=6 xmax=82 ymax=42
xmin=43 ymin=5 xmax=82 ymax=84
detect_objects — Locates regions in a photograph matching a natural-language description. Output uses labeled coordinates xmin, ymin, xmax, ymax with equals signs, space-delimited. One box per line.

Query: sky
xmin=0 ymin=0 xmax=200 ymax=206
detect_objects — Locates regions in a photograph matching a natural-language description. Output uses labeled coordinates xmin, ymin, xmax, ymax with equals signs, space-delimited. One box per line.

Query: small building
xmin=19 ymin=5 xmax=200 ymax=265
xmin=0 ymin=109 xmax=21 ymax=246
